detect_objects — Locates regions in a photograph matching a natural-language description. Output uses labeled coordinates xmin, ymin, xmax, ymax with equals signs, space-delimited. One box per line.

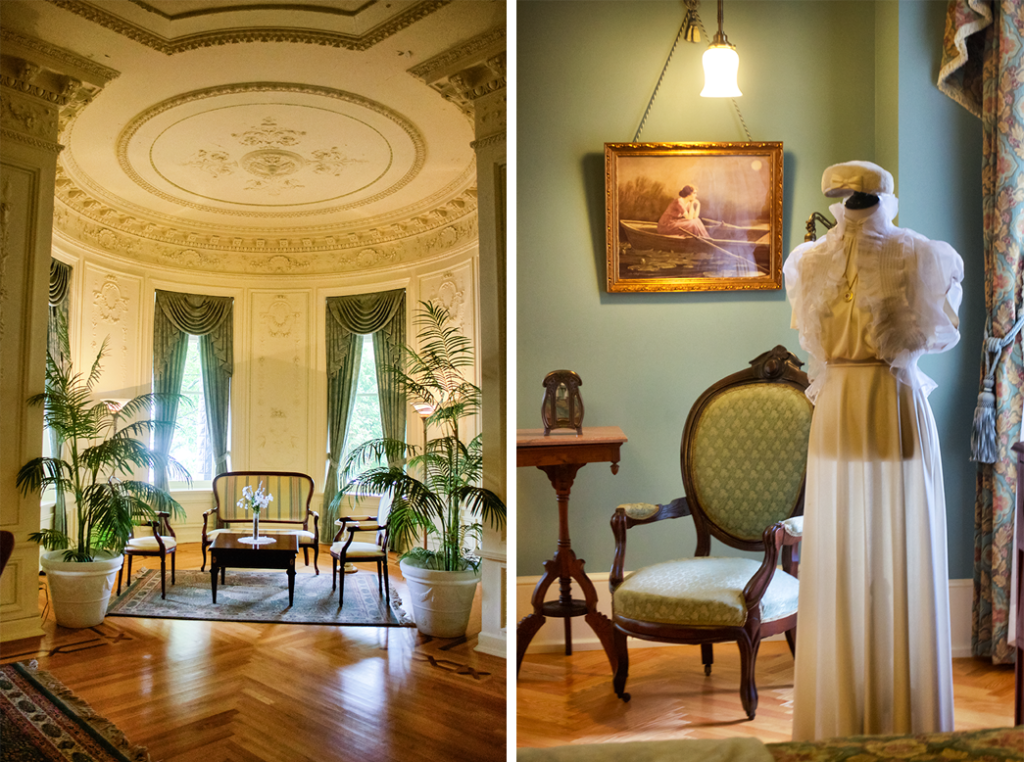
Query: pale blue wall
xmin=517 ymin=1 xmax=984 ymax=581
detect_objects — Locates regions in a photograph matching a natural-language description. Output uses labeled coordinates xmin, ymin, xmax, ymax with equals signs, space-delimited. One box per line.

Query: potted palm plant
xmin=18 ymin=317 xmax=187 ymax=628
xmin=332 ymin=301 xmax=506 ymax=638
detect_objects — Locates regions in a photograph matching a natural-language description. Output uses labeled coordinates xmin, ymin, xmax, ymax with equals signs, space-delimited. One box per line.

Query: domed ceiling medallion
xmin=119 ymin=84 xmax=421 ymax=216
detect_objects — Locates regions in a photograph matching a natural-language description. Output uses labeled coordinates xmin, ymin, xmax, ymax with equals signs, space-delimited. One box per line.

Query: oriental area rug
xmin=0 ymin=661 xmax=150 ymax=762
xmin=107 ymin=568 xmax=414 ymax=627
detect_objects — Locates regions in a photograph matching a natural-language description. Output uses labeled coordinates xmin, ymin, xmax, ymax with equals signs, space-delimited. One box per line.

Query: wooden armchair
xmin=609 ymin=346 xmax=812 ymax=720
xmin=118 ymin=511 xmax=177 ymax=599
xmin=331 ymin=490 xmax=393 ymax=608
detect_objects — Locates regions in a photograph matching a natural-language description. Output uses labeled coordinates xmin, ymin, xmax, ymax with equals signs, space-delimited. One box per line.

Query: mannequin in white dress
xmin=784 ymin=161 xmax=963 ymax=740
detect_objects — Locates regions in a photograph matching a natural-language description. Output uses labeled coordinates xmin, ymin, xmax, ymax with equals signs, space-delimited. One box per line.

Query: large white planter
xmin=399 ymin=559 xmax=480 ymax=638
xmin=40 ymin=550 xmax=123 ymax=628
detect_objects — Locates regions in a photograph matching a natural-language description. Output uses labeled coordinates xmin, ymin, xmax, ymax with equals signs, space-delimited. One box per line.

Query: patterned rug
xmin=0 ymin=661 xmax=150 ymax=762
xmin=767 ymin=727 xmax=1024 ymax=762
xmin=107 ymin=568 xmax=414 ymax=627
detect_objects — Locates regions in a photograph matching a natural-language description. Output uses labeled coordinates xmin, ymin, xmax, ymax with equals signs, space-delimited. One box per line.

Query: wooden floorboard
xmin=517 ymin=640 xmax=1018 ymax=748
xmin=3 ymin=543 xmax=506 ymax=762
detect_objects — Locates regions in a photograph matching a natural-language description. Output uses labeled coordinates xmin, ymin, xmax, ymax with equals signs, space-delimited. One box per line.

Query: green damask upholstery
xmin=620 ymin=502 xmax=659 ymax=520
xmin=690 ymin=385 xmax=812 ymax=540
xmin=614 ymin=558 xmax=799 ymax=627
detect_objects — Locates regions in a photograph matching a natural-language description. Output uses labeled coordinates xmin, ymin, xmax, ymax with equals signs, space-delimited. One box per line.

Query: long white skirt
xmin=791 ymin=363 xmax=954 ymax=740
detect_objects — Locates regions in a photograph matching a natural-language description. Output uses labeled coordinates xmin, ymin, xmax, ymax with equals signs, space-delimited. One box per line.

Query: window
xmin=342 ymin=335 xmax=385 ymax=471
xmin=169 ymin=334 xmax=215 ymax=484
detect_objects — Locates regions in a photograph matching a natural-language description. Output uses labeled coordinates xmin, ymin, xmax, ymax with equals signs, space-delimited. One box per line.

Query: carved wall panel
xmin=249 ymin=292 xmax=310 ymax=472
xmin=0 ymin=164 xmax=36 ymax=530
xmin=81 ymin=265 xmax=140 ymax=394
xmin=418 ymin=262 xmax=477 ymax=346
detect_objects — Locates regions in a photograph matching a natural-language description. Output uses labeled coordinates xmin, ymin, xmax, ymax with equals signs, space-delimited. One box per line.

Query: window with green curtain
xmin=152 ymin=291 xmax=233 ymax=491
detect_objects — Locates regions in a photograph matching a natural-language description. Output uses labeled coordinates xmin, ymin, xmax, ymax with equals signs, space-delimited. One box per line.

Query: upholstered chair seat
xmin=126 ymin=536 xmax=178 ymax=552
xmin=614 ymin=558 xmax=799 ymax=627
xmin=329 ymin=539 xmax=385 ymax=558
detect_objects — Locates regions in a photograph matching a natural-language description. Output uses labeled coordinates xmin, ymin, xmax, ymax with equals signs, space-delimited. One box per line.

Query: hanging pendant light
xmin=700 ymin=0 xmax=741 ymax=98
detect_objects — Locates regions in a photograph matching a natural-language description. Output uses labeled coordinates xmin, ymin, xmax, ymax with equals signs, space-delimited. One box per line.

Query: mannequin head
xmin=845 ymin=192 xmax=879 ymax=210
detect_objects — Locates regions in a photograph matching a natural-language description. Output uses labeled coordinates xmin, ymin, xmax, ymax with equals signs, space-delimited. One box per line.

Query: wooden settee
xmin=202 ymin=471 xmax=320 ymax=573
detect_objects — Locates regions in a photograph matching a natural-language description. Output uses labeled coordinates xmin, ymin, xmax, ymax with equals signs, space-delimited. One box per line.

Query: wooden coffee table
xmin=209 ymin=533 xmax=299 ymax=606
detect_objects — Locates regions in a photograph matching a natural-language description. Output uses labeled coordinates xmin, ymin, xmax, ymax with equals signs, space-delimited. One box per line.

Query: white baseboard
xmin=517 ymin=573 xmax=976 ymax=658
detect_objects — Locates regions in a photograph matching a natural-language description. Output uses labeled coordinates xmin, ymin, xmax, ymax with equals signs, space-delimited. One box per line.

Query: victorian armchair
xmin=331 ymin=490 xmax=393 ymax=608
xmin=118 ymin=511 xmax=177 ymax=599
xmin=609 ymin=346 xmax=812 ymax=719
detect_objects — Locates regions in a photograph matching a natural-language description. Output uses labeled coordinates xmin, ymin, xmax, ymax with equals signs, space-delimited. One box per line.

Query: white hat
xmin=821 ymin=160 xmax=894 ymax=198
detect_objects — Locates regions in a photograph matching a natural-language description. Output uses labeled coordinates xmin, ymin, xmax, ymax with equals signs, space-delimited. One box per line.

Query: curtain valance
xmin=49 ymin=260 xmax=71 ymax=307
xmin=154 ymin=291 xmax=233 ymax=376
xmin=326 ymin=289 xmax=405 ymax=379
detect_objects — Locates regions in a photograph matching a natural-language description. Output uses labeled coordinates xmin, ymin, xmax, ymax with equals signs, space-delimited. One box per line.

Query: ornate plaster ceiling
xmin=0 ymin=0 xmax=506 ymax=275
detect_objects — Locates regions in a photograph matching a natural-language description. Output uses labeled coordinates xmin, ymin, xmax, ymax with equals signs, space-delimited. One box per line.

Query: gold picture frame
xmin=605 ymin=141 xmax=784 ymax=293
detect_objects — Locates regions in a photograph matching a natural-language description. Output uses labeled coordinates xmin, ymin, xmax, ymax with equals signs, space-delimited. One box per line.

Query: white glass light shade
xmin=700 ymin=44 xmax=742 ymax=98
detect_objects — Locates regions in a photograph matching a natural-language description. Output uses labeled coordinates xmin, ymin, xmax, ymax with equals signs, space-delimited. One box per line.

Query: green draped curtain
xmin=153 ymin=291 xmax=234 ymax=491
xmin=46 ymin=259 xmax=71 ymax=535
xmin=939 ymin=0 xmax=1024 ymax=665
xmin=324 ymin=289 xmax=406 ymax=525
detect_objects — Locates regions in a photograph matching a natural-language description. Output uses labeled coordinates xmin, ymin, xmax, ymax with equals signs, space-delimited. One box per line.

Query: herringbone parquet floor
xmin=2 ymin=544 xmax=506 ymax=762
xmin=517 ymin=640 xmax=1017 ymax=748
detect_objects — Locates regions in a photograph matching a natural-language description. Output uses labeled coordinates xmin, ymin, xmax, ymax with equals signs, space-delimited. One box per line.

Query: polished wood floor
xmin=517 ymin=640 xmax=1017 ymax=748
xmin=2 ymin=543 xmax=506 ymax=762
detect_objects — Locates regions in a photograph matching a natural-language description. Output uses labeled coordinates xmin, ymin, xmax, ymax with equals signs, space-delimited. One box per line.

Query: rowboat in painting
xmin=617 ymin=219 xmax=771 ymax=278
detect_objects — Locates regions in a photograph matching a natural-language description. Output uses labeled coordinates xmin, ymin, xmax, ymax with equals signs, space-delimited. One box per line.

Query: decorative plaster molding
xmin=0 ymin=91 xmax=60 ymax=143
xmin=261 ymin=297 xmax=301 ymax=338
xmin=127 ymin=0 xmax=376 ymax=22
xmin=109 ymin=82 xmax=426 ymax=219
xmin=471 ymin=133 xmax=506 ymax=152
xmin=408 ymin=26 xmax=505 ymax=81
xmin=92 ymin=274 xmax=130 ymax=324
xmin=45 ymin=0 xmax=451 ymax=54
xmin=0 ymin=126 xmax=64 ymax=154
xmin=0 ymin=29 xmax=120 ymax=84
xmin=52 ymin=147 xmax=479 ymax=264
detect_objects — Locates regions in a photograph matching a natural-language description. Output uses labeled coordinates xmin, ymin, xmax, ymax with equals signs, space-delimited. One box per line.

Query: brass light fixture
xmin=700 ymin=0 xmax=742 ymax=98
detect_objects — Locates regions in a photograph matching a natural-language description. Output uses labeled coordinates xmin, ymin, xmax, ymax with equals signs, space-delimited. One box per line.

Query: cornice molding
xmin=0 ymin=127 xmax=65 ymax=154
xmin=44 ymin=0 xmax=451 ymax=54
xmin=471 ymin=133 xmax=506 ymax=152
xmin=0 ymin=29 xmax=120 ymax=84
xmin=127 ymin=0 xmax=376 ymax=22
xmin=53 ymin=198 xmax=479 ymax=276
xmin=408 ymin=25 xmax=505 ymax=81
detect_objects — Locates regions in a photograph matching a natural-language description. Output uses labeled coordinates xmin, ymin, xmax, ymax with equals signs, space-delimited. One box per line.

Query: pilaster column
xmin=410 ymin=29 xmax=507 ymax=657
xmin=0 ymin=32 xmax=117 ymax=641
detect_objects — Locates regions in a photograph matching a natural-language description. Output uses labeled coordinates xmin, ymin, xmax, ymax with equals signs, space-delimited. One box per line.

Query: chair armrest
xmin=609 ymin=497 xmax=691 ymax=591
xmin=201 ymin=508 xmax=217 ymax=542
xmin=154 ymin=511 xmax=176 ymax=539
xmin=780 ymin=515 xmax=803 ymax=539
xmin=743 ymin=521 xmax=802 ymax=610
xmin=308 ymin=510 xmax=319 ymax=542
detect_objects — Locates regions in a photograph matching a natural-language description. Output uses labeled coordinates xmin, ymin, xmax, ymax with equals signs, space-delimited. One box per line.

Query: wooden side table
xmin=516 ymin=426 xmax=627 ymax=676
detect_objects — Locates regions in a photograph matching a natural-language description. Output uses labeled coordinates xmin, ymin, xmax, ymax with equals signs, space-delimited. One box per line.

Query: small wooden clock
xmin=541 ymin=370 xmax=584 ymax=435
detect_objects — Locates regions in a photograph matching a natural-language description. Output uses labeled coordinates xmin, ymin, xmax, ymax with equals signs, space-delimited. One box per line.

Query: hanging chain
xmin=632 ymin=15 xmax=689 ymax=142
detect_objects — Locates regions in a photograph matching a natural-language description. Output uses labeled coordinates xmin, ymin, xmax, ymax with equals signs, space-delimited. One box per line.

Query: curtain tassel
xmin=970 ymin=376 xmax=998 ymax=463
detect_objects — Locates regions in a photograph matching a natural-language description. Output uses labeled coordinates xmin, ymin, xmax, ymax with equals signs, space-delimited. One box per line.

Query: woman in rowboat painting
xmin=656 ymin=185 xmax=710 ymax=238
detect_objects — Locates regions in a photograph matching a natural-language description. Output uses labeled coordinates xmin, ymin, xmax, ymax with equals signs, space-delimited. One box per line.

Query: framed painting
xmin=605 ymin=141 xmax=783 ymax=293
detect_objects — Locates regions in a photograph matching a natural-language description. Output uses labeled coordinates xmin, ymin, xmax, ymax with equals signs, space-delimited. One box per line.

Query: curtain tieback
xmin=971 ymin=313 xmax=1024 ymax=463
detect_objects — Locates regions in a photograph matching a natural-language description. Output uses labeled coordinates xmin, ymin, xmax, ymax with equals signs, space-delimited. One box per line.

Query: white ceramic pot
xmin=399 ymin=559 xmax=480 ymax=638
xmin=40 ymin=550 xmax=124 ymax=628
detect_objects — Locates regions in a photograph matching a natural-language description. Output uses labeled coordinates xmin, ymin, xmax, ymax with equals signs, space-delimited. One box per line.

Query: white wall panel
xmin=249 ymin=291 xmax=310 ymax=472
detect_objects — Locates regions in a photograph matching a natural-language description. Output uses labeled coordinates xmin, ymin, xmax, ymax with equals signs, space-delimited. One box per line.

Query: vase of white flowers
xmin=237 ymin=482 xmax=275 ymax=545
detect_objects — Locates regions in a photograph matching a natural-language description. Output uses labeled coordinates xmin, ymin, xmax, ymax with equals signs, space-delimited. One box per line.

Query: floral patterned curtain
xmin=938 ymin=0 xmax=1024 ymax=665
